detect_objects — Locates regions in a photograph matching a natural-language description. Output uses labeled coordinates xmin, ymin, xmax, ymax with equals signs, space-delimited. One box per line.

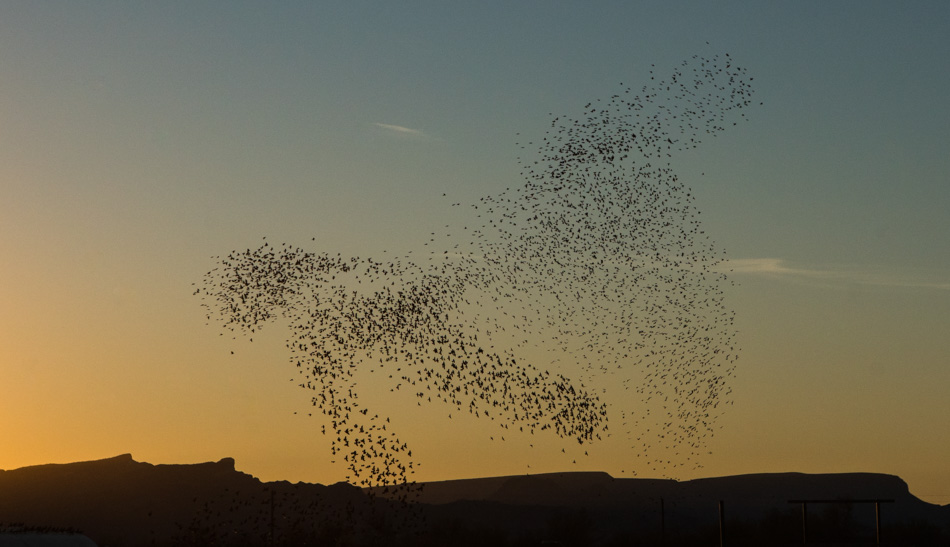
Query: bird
xmin=195 ymin=49 xmax=754 ymax=492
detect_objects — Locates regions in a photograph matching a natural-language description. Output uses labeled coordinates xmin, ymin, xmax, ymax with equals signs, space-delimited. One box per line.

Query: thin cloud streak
xmin=722 ymin=258 xmax=950 ymax=291
xmin=373 ymin=122 xmax=427 ymax=137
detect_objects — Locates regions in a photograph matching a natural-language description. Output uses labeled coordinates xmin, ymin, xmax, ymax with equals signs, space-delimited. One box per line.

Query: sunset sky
xmin=2 ymin=2 xmax=948 ymax=505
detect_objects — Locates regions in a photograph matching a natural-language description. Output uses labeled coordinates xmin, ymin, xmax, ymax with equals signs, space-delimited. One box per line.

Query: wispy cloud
xmin=721 ymin=258 xmax=950 ymax=291
xmin=372 ymin=122 xmax=427 ymax=138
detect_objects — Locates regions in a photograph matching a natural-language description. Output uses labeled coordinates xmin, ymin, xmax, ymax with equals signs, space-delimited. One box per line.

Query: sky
xmin=1 ymin=1 xmax=948 ymax=504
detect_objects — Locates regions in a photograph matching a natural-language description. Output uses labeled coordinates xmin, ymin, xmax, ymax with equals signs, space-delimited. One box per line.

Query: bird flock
xmin=196 ymin=51 xmax=757 ymax=492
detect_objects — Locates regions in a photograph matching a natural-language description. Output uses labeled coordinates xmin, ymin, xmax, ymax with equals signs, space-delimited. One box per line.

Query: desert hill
xmin=1 ymin=455 xmax=947 ymax=546
xmin=0 ymin=455 xmax=376 ymax=547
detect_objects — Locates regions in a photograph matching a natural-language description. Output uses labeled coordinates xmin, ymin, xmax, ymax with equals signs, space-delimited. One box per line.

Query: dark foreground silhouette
xmin=1 ymin=455 xmax=947 ymax=546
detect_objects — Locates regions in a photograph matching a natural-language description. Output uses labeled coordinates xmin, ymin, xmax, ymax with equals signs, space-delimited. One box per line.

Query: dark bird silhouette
xmin=195 ymin=50 xmax=756 ymax=492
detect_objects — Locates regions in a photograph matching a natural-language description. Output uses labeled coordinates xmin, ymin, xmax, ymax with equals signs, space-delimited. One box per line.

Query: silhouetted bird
xmin=195 ymin=50 xmax=754 ymax=491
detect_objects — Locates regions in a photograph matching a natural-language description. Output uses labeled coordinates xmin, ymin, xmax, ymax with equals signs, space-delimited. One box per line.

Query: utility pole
xmin=718 ymin=500 xmax=725 ymax=547
xmin=660 ymin=497 xmax=665 ymax=546
xmin=875 ymin=501 xmax=882 ymax=546
xmin=801 ymin=501 xmax=807 ymax=546
xmin=269 ymin=489 xmax=275 ymax=547
xmin=789 ymin=499 xmax=892 ymax=546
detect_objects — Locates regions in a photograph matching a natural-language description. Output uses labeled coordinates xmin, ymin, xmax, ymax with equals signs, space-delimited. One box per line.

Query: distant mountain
xmin=1 ymin=455 xmax=947 ymax=546
xmin=413 ymin=469 xmax=937 ymax=510
xmin=0 ymin=454 xmax=376 ymax=547
xmin=385 ymin=470 xmax=949 ymax=545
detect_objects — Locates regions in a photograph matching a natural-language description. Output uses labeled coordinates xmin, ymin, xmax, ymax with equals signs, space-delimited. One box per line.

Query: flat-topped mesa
xmin=404 ymin=471 xmax=930 ymax=511
xmin=0 ymin=458 xmax=947 ymax=546
xmin=0 ymin=454 xmax=364 ymax=547
xmin=682 ymin=472 xmax=913 ymax=502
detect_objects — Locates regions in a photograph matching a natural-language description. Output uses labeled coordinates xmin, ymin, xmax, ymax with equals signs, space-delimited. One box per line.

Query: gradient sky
xmin=2 ymin=2 xmax=948 ymax=505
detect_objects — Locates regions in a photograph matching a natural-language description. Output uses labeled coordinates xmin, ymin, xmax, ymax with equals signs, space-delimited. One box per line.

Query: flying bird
xmin=196 ymin=51 xmax=755 ymax=492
